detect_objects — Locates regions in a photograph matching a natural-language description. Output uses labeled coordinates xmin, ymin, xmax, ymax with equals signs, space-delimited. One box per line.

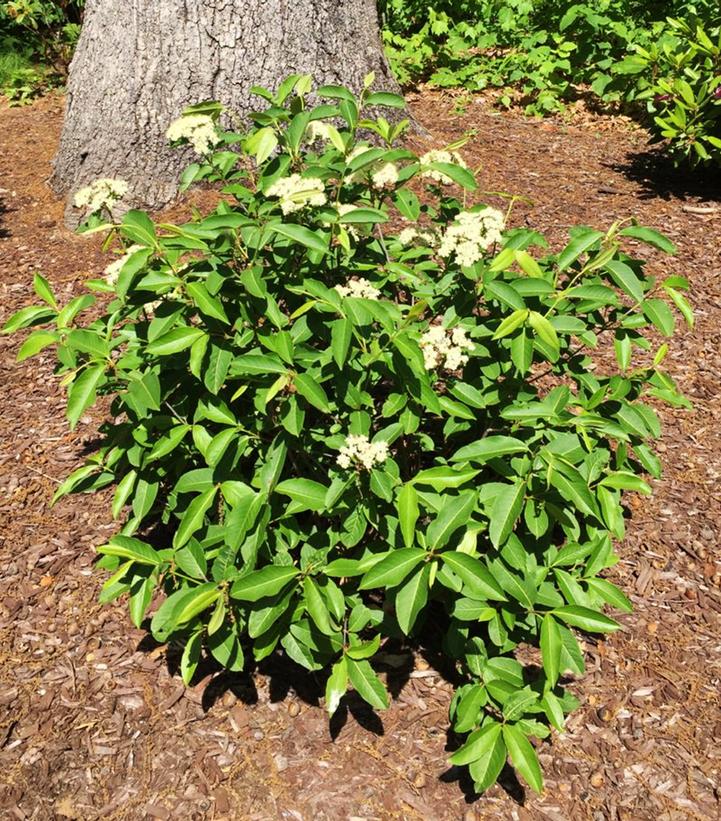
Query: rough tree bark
xmin=51 ymin=0 xmax=401 ymax=213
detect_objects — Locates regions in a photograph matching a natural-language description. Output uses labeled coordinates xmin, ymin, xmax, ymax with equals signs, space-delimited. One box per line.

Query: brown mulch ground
xmin=1 ymin=90 xmax=720 ymax=821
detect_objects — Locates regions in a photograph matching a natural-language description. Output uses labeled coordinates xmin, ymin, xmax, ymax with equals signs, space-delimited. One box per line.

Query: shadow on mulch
xmin=612 ymin=146 xmax=721 ymax=202
xmin=0 ymin=192 xmax=11 ymax=239
xmin=440 ymin=760 xmax=527 ymax=806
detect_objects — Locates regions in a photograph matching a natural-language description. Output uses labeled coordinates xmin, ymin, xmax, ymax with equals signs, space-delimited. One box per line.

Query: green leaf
xmin=619 ymin=225 xmax=676 ymax=254
xmin=67 ymin=365 xmax=105 ymax=429
xmin=439 ymin=552 xmax=506 ymax=601
xmin=232 ymin=353 xmax=287 ymax=375
xmin=427 ymin=162 xmax=477 ymax=190
xmin=347 ymin=658 xmax=389 ymax=710
xmin=2 ymin=305 xmax=56 ymax=333
xmin=128 ymin=574 xmax=155 ymax=628
xmin=510 ymin=329 xmax=534 ymax=375
xmin=546 ymin=462 xmax=599 ymax=520
xmin=208 ymin=622 xmax=245 ymax=671
xmin=180 ymin=631 xmax=202 ymax=684
xmin=325 ymin=657 xmax=348 ymax=716
xmin=186 ymin=281 xmax=229 ymax=323
xmin=586 ymin=578 xmax=633 ymax=613
xmin=33 ymin=273 xmax=57 ymax=308
xmin=411 ymin=466 xmax=479 ymax=490
xmin=556 ymin=229 xmax=604 ymax=271
xmin=245 ymin=126 xmax=278 ymax=164
xmin=665 ymin=286 xmax=694 ymax=329
xmin=553 ymin=605 xmax=620 ymax=633
xmin=528 ymin=312 xmax=559 ymax=354
xmin=148 ymin=424 xmax=190 ymax=462
xmin=600 ymin=471 xmax=651 ymax=495
xmin=451 ymin=436 xmax=527 ymax=464
xmin=492 ymin=309 xmax=528 ymax=340
xmin=427 ymin=491 xmax=477 ymax=549
xmin=97 ymin=535 xmax=160 ymax=566
xmin=276 ymin=478 xmax=327 ymax=512
xmin=127 ymin=370 xmax=161 ymax=413
xmin=605 ymin=260 xmax=645 ymax=304
xmin=364 ymin=91 xmax=406 ymax=109
xmin=502 ymin=723 xmax=543 ymax=794
xmin=643 ymin=299 xmax=675 ymax=337
xmin=303 ymin=577 xmax=336 ymax=636
xmin=397 ymin=483 xmax=419 ymax=548
xmin=112 ymin=470 xmax=137 ymax=519
xmin=121 ymin=210 xmax=157 ymax=247
xmin=230 ymin=565 xmax=299 ymax=602
xmin=395 ymin=563 xmax=431 ymax=635
xmin=359 ymin=548 xmax=426 ymax=589
xmin=331 ymin=317 xmax=353 ymax=368
xmin=146 ymin=326 xmax=206 ymax=356
xmin=16 ymin=330 xmax=58 ymax=362
xmin=488 ymin=481 xmax=525 ymax=549
xmin=451 ymin=721 xmax=503 ymax=767
xmin=172 ymin=486 xmax=218 ymax=549
xmin=540 ymin=614 xmax=562 ymax=687
xmin=294 ymin=373 xmax=331 ymax=412
xmin=270 ymin=222 xmax=329 ymax=254
xmin=338 ymin=207 xmax=388 ymax=224
xmin=151 ymin=583 xmax=220 ymax=641
xmin=468 ymin=729 xmax=507 ymax=793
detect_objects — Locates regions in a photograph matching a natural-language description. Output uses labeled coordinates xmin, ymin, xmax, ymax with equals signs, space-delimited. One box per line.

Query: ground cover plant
xmin=3 ymin=78 xmax=692 ymax=796
xmin=381 ymin=0 xmax=721 ymax=166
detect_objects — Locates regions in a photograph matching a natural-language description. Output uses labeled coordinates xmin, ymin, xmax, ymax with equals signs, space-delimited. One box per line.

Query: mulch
xmin=0 ymin=89 xmax=720 ymax=821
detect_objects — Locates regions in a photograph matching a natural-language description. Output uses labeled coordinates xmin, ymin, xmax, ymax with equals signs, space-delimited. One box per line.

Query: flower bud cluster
xmin=334 ymin=277 xmax=381 ymax=299
xmin=438 ymin=208 xmax=505 ymax=267
xmin=420 ymin=325 xmax=473 ymax=371
xmin=266 ymin=174 xmax=327 ymax=215
xmin=73 ymin=178 xmax=128 ymax=213
xmin=337 ymin=434 xmax=389 ymax=471
xmin=398 ymin=227 xmax=439 ymax=247
xmin=166 ymin=114 xmax=220 ymax=156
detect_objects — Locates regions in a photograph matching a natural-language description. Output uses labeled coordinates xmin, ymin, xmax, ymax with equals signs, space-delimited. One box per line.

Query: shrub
xmin=3 ymin=77 xmax=692 ymax=796
xmin=614 ymin=15 xmax=721 ymax=166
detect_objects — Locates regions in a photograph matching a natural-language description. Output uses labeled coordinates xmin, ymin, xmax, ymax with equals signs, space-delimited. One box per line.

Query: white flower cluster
xmin=419 ymin=149 xmax=468 ymax=184
xmin=419 ymin=325 xmax=474 ymax=371
xmin=345 ymin=145 xmax=399 ymax=190
xmin=104 ymin=244 xmax=143 ymax=285
xmin=438 ymin=208 xmax=505 ymax=267
xmin=73 ymin=178 xmax=128 ymax=213
xmin=166 ymin=114 xmax=220 ymax=156
xmin=337 ymin=434 xmax=389 ymax=471
xmin=398 ymin=227 xmax=439 ymax=248
xmin=266 ymin=174 xmax=327 ymax=215
xmin=305 ymin=121 xmax=332 ymax=144
xmin=334 ymin=277 xmax=381 ymax=300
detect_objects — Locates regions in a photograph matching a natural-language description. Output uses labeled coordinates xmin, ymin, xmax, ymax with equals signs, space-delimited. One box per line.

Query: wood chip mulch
xmin=0 ymin=91 xmax=720 ymax=821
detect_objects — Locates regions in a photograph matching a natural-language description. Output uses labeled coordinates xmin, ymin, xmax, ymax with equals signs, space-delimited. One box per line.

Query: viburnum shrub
xmin=4 ymin=75 xmax=692 ymax=796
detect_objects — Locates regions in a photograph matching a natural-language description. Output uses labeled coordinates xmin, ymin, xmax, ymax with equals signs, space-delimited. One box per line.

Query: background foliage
xmin=0 ymin=0 xmax=83 ymax=102
xmin=380 ymin=0 xmax=721 ymax=164
xmin=1 ymin=1 xmax=720 ymax=164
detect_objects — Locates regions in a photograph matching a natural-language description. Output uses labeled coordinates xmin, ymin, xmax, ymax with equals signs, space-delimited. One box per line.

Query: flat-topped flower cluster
xmin=336 ymin=434 xmax=389 ymax=471
xmin=166 ymin=114 xmax=220 ymax=156
xmin=419 ymin=324 xmax=474 ymax=371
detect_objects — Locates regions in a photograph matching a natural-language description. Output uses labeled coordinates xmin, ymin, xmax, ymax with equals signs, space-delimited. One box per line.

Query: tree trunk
xmin=51 ymin=0 xmax=401 ymax=215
